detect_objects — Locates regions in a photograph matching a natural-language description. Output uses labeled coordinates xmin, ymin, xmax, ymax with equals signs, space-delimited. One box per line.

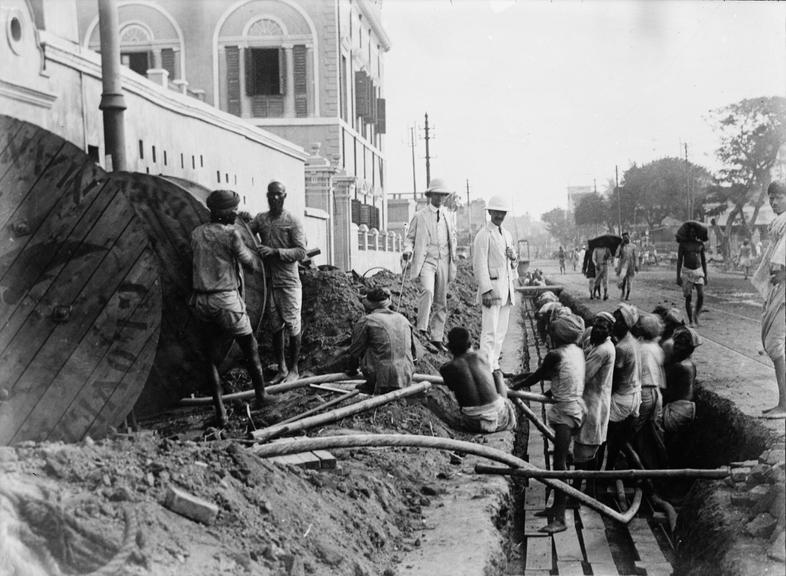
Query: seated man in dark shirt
xmin=439 ymin=327 xmax=516 ymax=433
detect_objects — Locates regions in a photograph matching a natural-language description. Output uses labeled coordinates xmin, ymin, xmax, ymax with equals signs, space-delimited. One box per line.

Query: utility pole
xmin=465 ymin=179 xmax=471 ymax=247
xmin=409 ymin=126 xmax=417 ymax=199
xmin=616 ymin=165 xmax=622 ymax=235
xmin=684 ymin=142 xmax=692 ymax=220
xmin=424 ymin=113 xmax=432 ymax=185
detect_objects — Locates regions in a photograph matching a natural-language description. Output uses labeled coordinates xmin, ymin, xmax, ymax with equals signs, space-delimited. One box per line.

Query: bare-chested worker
xmin=438 ymin=327 xmax=516 ymax=433
xmin=676 ymin=228 xmax=708 ymax=326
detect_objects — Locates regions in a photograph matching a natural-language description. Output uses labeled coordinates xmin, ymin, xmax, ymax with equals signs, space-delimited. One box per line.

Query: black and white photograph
xmin=0 ymin=0 xmax=784 ymax=574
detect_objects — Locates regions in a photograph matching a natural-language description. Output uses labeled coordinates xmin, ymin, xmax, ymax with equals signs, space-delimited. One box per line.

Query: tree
xmin=621 ymin=158 xmax=711 ymax=231
xmin=574 ymin=193 xmax=612 ymax=238
xmin=708 ymin=96 xmax=786 ymax=247
xmin=540 ymin=207 xmax=574 ymax=248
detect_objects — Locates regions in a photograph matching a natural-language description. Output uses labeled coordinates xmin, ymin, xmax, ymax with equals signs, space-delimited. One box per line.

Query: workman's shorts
xmin=573 ymin=442 xmax=600 ymax=463
xmin=268 ymin=286 xmax=302 ymax=335
xmin=191 ymin=291 xmax=252 ymax=336
xmin=682 ymin=267 xmax=704 ymax=297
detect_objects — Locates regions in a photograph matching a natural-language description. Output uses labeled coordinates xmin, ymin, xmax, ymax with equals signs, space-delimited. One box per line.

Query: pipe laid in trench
xmin=624 ymin=443 xmax=679 ymax=532
xmin=276 ymin=389 xmax=361 ymax=426
xmin=512 ymin=397 xmax=555 ymax=443
xmin=180 ymin=372 xmax=444 ymax=406
xmin=249 ymin=382 xmax=433 ymax=442
xmin=507 ymin=390 xmax=554 ymax=404
xmin=250 ymin=433 xmax=643 ymax=524
xmin=474 ymin=464 xmax=731 ymax=480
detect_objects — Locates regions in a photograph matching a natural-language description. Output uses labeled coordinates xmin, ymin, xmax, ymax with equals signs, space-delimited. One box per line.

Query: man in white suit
xmin=473 ymin=196 xmax=518 ymax=376
xmin=403 ymin=178 xmax=458 ymax=352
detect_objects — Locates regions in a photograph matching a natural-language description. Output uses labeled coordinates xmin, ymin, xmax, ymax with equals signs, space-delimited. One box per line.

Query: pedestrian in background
xmin=615 ymin=232 xmax=638 ymax=301
xmin=592 ymin=244 xmax=613 ymax=301
xmin=473 ymin=195 xmax=518 ymax=381
xmin=676 ymin=226 xmax=708 ymax=327
xmin=402 ymin=178 xmax=458 ymax=352
xmin=247 ymin=181 xmax=307 ymax=384
xmin=738 ymin=239 xmax=752 ymax=280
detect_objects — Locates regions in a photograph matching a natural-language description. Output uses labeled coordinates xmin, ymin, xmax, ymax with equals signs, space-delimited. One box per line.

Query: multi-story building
xmin=73 ymin=0 xmax=395 ymax=271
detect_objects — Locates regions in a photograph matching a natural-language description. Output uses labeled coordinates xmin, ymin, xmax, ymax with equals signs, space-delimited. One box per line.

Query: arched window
xmin=119 ymin=23 xmax=153 ymax=76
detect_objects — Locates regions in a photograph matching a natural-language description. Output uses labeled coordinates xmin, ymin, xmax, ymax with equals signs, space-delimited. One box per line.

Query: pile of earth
xmin=0 ymin=261 xmax=490 ymax=576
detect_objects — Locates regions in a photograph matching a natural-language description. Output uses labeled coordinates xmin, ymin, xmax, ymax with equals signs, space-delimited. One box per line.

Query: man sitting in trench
xmin=337 ymin=287 xmax=416 ymax=395
xmin=438 ymin=327 xmax=517 ymax=433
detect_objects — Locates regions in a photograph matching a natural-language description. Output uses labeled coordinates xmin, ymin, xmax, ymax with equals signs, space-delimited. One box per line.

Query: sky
xmin=380 ymin=0 xmax=786 ymax=219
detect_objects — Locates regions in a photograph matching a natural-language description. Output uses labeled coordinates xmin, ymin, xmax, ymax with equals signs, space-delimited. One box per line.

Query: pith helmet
xmin=486 ymin=195 xmax=511 ymax=212
xmin=425 ymin=178 xmax=453 ymax=196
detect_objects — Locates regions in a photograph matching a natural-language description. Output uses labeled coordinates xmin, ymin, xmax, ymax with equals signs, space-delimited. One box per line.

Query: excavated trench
xmin=501 ymin=289 xmax=784 ymax=576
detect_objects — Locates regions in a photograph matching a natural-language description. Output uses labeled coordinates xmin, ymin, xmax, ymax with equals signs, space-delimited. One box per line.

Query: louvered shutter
xmin=278 ymin=48 xmax=286 ymax=95
xmin=376 ymin=98 xmax=386 ymax=134
xmin=161 ymin=48 xmax=176 ymax=80
xmin=226 ymin=45 xmax=241 ymax=116
xmin=367 ymin=76 xmax=375 ymax=122
xmin=293 ymin=44 xmax=308 ymax=117
xmin=351 ymin=199 xmax=362 ymax=224
xmin=355 ymin=71 xmax=367 ymax=119
xmin=244 ymin=48 xmax=256 ymax=96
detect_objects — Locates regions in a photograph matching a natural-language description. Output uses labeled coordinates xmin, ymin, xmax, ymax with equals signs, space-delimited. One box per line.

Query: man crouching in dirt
xmin=191 ymin=190 xmax=271 ymax=426
xmin=438 ymin=327 xmax=517 ymax=434
xmin=336 ymin=287 xmax=416 ymax=395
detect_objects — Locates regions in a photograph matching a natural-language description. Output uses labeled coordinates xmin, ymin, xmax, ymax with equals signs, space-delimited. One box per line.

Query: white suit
xmin=404 ymin=204 xmax=457 ymax=341
xmin=473 ymin=221 xmax=518 ymax=370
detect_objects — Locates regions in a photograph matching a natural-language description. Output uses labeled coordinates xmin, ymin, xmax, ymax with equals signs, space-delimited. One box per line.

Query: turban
xmin=617 ymin=303 xmax=639 ymax=329
xmin=551 ymin=314 xmax=585 ymax=345
xmin=536 ymin=291 xmax=559 ymax=307
xmin=673 ymin=326 xmax=702 ymax=348
xmin=363 ymin=287 xmax=391 ymax=310
xmin=206 ymin=189 xmax=240 ymax=211
xmin=594 ymin=311 xmax=615 ymax=326
xmin=637 ymin=313 xmax=664 ymax=339
xmin=664 ymin=308 xmax=684 ymax=326
xmin=538 ymin=302 xmax=563 ymax=318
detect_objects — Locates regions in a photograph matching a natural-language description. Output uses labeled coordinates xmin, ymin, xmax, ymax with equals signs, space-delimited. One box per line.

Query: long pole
xmin=684 ymin=142 xmax=691 ymax=220
xmin=410 ymin=126 xmax=417 ymax=199
xmin=466 ymin=179 xmax=471 ymax=248
xmin=616 ymin=165 xmax=622 ymax=235
xmin=98 ymin=0 xmax=127 ymax=171
xmin=474 ymin=464 xmax=731 ymax=480
xmin=424 ymin=113 xmax=431 ymax=185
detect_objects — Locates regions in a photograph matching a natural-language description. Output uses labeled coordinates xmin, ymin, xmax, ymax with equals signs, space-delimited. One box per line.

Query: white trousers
xmin=417 ymin=258 xmax=449 ymax=340
xmin=479 ymin=303 xmax=511 ymax=371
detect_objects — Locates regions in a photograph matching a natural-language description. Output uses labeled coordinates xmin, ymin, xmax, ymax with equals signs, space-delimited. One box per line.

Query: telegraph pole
xmin=465 ymin=179 xmax=471 ymax=245
xmin=684 ymin=142 xmax=692 ymax=220
xmin=409 ymin=126 xmax=417 ymax=199
xmin=424 ymin=113 xmax=432 ymax=185
xmin=616 ymin=165 xmax=622 ymax=235
xmin=98 ymin=0 xmax=127 ymax=171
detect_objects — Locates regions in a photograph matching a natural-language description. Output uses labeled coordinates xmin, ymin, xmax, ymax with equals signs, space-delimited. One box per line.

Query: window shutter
xmin=293 ymin=44 xmax=308 ymax=117
xmin=161 ymin=48 xmax=176 ymax=79
xmin=367 ymin=76 xmax=375 ymax=122
xmin=226 ymin=45 xmax=241 ymax=116
xmin=278 ymin=48 xmax=286 ymax=95
xmin=245 ymin=48 xmax=256 ymax=96
xmin=376 ymin=98 xmax=386 ymax=134
xmin=355 ymin=71 xmax=367 ymax=119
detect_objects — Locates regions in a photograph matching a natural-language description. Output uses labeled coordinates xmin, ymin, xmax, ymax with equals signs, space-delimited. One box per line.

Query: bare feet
xmin=533 ymin=507 xmax=553 ymax=518
xmin=269 ymin=371 xmax=289 ymax=385
xmin=282 ymin=371 xmax=300 ymax=384
xmin=539 ymin=520 xmax=567 ymax=534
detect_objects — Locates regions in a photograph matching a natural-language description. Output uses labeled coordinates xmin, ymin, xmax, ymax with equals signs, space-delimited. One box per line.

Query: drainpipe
xmin=98 ymin=0 xmax=127 ymax=171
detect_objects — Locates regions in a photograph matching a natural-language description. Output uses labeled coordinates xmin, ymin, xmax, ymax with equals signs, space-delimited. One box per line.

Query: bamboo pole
xmin=276 ymin=390 xmax=360 ymax=426
xmin=507 ymin=389 xmax=554 ymax=404
xmin=250 ymin=433 xmax=643 ymax=524
xmin=512 ymin=397 xmax=555 ymax=443
xmin=249 ymin=382 xmax=432 ymax=442
xmin=309 ymin=383 xmax=365 ymax=393
xmin=179 ymin=373 xmax=358 ymax=406
xmin=473 ymin=464 xmax=731 ymax=480
xmin=180 ymin=373 xmax=442 ymax=406
xmin=623 ymin=443 xmax=679 ymax=532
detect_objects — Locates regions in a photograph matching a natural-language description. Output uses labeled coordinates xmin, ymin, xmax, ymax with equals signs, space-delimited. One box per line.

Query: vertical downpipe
xmin=98 ymin=0 xmax=127 ymax=172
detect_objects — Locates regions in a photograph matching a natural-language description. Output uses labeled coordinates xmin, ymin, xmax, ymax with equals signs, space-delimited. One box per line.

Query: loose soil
xmin=0 ymin=262 xmax=487 ymax=576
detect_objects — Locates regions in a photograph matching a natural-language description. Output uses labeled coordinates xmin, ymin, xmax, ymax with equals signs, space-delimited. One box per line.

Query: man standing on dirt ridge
xmin=245 ymin=181 xmax=307 ymax=384
xmin=190 ymin=189 xmax=272 ymax=426
xmin=472 ymin=195 xmax=518 ymax=384
xmin=676 ymin=225 xmax=708 ymax=327
xmin=402 ymin=178 xmax=458 ymax=353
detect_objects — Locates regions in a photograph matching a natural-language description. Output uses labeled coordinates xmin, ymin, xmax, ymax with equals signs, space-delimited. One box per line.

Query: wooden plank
xmin=524 ymin=513 xmax=549 ymax=536
xmin=553 ymin=513 xmax=583 ymax=563
xmin=0 ymin=116 xmax=25 ymax=179
xmin=635 ymin=562 xmax=672 ymax=576
xmin=12 ymin=248 xmax=159 ymax=443
xmin=525 ymin=535 xmax=552 ymax=571
xmin=582 ymin=530 xmax=615 ymax=568
xmin=312 ymin=449 xmax=337 ymax=469
xmin=628 ymin=519 xmax=669 ymax=566
xmin=578 ymin=507 xmax=606 ymax=530
xmin=556 ymin=561 xmax=585 ymax=576
xmin=0 ymin=119 xmax=48 ymax=189
xmin=523 ymin=484 xmax=548 ymax=510
xmin=588 ymin=562 xmax=618 ymax=576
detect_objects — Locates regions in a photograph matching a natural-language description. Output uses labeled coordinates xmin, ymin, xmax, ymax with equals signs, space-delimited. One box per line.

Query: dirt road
xmin=536 ymin=259 xmax=785 ymax=436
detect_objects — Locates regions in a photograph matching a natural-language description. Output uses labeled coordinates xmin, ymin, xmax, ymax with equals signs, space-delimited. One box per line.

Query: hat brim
xmin=425 ymin=189 xmax=452 ymax=195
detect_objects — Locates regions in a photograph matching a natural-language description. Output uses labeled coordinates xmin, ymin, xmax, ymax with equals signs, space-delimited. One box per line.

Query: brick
xmin=313 ymin=450 xmax=337 ymax=469
xmin=164 ymin=486 xmax=218 ymax=525
xmin=731 ymin=467 xmax=751 ymax=482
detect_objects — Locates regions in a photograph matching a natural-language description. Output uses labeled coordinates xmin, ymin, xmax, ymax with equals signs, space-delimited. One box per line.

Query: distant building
xmin=567 ymin=185 xmax=593 ymax=220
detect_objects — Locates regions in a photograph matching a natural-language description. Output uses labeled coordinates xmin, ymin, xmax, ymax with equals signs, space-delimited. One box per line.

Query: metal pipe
xmin=473 ymin=464 xmax=731 ymax=480
xmin=251 ymin=433 xmax=643 ymax=524
xmin=97 ymin=0 xmax=127 ymax=171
